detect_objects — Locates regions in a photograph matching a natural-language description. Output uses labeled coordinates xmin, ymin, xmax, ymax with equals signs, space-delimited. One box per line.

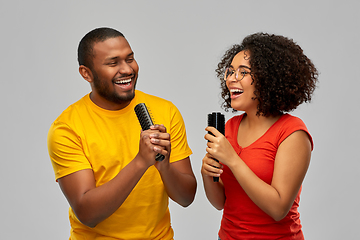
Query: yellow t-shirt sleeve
xmin=47 ymin=121 xmax=92 ymax=181
xmin=168 ymin=103 xmax=192 ymax=163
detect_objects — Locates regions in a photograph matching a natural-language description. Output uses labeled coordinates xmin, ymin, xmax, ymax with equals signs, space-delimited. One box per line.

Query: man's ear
xmin=79 ymin=65 xmax=93 ymax=83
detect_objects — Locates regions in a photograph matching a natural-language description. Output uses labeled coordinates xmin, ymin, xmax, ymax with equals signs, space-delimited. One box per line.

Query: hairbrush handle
xmin=134 ymin=103 xmax=165 ymax=161
xmin=208 ymin=112 xmax=225 ymax=182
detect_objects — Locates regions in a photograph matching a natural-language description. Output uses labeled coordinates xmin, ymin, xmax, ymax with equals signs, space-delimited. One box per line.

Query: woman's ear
xmin=79 ymin=65 xmax=93 ymax=83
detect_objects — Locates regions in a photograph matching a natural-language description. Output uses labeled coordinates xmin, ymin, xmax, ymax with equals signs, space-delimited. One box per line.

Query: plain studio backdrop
xmin=1 ymin=1 xmax=359 ymax=239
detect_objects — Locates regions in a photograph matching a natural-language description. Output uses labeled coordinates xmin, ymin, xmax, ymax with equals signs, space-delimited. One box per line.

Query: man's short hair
xmin=78 ymin=27 xmax=125 ymax=69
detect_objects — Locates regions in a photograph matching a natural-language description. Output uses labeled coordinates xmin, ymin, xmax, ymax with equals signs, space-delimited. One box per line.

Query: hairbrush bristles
xmin=208 ymin=112 xmax=225 ymax=135
xmin=134 ymin=103 xmax=154 ymax=130
xmin=207 ymin=112 xmax=225 ymax=182
xmin=134 ymin=103 xmax=165 ymax=161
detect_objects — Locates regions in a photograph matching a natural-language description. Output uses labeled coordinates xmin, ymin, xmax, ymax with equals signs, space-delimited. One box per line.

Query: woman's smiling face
xmin=226 ymin=50 xmax=257 ymax=113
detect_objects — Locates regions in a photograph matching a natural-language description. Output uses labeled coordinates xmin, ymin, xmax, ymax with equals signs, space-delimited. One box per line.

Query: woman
xmin=202 ymin=33 xmax=318 ymax=239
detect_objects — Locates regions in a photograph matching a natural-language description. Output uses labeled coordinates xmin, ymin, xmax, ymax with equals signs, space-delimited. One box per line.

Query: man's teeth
xmin=115 ymin=79 xmax=131 ymax=84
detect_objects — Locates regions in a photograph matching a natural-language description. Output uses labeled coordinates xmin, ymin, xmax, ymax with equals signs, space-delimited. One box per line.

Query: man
xmin=47 ymin=27 xmax=196 ymax=239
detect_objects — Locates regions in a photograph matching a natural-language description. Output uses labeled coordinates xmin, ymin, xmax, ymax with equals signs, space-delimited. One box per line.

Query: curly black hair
xmin=216 ymin=32 xmax=318 ymax=116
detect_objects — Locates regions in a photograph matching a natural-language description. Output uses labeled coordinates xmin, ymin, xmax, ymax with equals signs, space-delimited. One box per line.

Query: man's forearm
xmin=60 ymin=155 xmax=150 ymax=228
xmin=158 ymin=158 xmax=197 ymax=207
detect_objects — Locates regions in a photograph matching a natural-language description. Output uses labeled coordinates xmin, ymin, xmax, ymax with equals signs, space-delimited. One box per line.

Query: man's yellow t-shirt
xmin=47 ymin=90 xmax=192 ymax=239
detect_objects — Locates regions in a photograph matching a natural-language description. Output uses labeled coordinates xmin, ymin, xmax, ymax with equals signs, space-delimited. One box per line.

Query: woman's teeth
xmin=230 ymin=89 xmax=243 ymax=94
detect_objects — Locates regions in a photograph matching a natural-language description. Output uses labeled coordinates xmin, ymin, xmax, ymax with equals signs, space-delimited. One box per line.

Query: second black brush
xmin=208 ymin=112 xmax=225 ymax=182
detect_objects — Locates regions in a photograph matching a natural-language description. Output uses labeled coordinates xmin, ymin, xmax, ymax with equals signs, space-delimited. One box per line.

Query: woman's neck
xmin=237 ymin=111 xmax=283 ymax=148
xmin=242 ymin=111 xmax=282 ymax=130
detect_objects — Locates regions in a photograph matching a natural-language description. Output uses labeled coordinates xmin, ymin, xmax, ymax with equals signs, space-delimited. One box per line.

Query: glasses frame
xmin=224 ymin=66 xmax=252 ymax=82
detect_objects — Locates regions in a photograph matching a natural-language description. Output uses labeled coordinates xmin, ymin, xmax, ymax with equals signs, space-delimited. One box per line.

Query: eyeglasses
xmin=224 ymin=66 xmax=252 ymax=81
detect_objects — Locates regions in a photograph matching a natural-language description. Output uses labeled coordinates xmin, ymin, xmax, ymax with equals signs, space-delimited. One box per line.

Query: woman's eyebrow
xmin=229 ymin=64 xmax=251 ymax=69
xmin=240 ymin=65 xmax=251 ymax=70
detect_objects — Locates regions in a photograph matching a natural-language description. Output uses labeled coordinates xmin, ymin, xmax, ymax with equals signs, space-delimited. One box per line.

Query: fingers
xmin=139 ymin=132 xmax=158 ymax=154
xmin=204 ymin=127 xmax=224 ymax=143
xmin=204 ymin=127 xmax=230 ymax=162
xmin=150 ymin=124 xmax=167 ymax=133
xmin=149 ymin=131 xmax=170 ymax=142
xmin=137 ymin=133 xmax=157 ymax=166
xmin=151 ymin=137 xmax=169 ymax=156
xmin=205 ymin=126 xmax=221 ymax=137
xmin=139 ymin=126 xmax=171 ymax=159
xmin=201 ymin=154 xmax=223 ymax=177
xmin=205 ymin=136 xmax=221 ymax=157
xmin=149 ymin=125 xmax=170 ymax=147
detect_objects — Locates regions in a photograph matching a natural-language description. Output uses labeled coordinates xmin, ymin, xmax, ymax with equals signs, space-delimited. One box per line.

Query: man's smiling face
xmin=88 ymin=36 xmax=139 ymax=110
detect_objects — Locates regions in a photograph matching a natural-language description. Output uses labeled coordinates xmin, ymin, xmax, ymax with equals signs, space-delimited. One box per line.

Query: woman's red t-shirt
xmin=219 ymin=114 xmax=313 ymax=240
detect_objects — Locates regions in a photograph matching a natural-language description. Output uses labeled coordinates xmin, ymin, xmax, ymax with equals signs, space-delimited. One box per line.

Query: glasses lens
xmin=225 ymin=67 xmax=250 ymax=81
xmin=236 ymin=67 xmax=250 ymax=81
xmin=224 ymin=68 xmax=233 ymax=81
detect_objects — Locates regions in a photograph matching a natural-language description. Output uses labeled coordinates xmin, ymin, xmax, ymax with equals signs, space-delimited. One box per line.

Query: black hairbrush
xmin=208 ymin=112 xmax=225 ymax=182
xmin=134 ymin=103 xmax=165 ymax=161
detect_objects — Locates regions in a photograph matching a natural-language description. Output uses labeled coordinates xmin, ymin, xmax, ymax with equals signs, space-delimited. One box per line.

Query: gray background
xmin=1 ymin=0 xmax=359 ymax=239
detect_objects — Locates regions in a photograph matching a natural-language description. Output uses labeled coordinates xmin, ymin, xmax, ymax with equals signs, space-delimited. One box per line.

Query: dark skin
xmin=58 ymin=37 xmax=196 ymax=228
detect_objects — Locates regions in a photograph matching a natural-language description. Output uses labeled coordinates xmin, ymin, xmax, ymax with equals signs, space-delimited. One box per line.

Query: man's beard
xmin=92 ymin=69 xmax=136 ymax=104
